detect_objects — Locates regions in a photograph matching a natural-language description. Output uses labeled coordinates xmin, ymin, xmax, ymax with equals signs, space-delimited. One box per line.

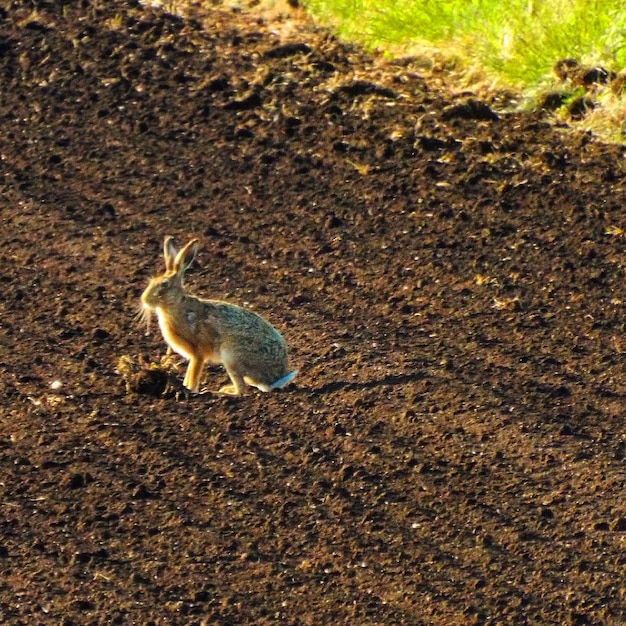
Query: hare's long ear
xmin=174 ymin=239 xmax=199 ymax=274
xmin=163 ymin=236 xmax=178 ymax=272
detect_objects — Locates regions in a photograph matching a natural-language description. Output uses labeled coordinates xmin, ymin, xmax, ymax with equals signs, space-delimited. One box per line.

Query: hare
xmin=141 ymin=236 xmax=297 ymax=396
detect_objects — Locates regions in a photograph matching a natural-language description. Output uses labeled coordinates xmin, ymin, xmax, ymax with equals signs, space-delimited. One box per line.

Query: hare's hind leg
xmin=183 ymin=356 xmax=205 ymax=393
xmin=218 ymin=367 xmax=245 ymax=396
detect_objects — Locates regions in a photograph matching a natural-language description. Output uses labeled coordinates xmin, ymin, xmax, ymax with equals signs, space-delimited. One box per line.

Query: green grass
xmin=302 ymin=0 xmax=626 ymax=88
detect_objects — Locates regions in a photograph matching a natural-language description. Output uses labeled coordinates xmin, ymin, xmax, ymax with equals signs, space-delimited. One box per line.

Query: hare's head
xmin=141 ymin=236 xmax=199 ymax=312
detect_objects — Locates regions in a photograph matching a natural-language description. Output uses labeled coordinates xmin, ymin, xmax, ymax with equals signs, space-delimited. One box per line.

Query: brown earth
xmin=2 ymin=1 xmax=626 ymax=625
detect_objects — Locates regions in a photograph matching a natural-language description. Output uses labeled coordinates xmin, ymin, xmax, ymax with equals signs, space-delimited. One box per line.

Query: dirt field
xmin=2 ymin=1 xmax=626 ymax=624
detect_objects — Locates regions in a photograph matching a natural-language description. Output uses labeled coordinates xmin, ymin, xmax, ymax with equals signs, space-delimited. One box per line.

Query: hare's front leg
xmin=184 ymin=356 xmax=205 ymax=393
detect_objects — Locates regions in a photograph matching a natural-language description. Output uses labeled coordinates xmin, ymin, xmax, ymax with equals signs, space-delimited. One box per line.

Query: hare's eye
xmin=160 ymin=278 xmax=170 ymax=289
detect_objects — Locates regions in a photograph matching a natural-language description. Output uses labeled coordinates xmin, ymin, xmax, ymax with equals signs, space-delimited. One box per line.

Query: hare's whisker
xmin=134 ymin=303 xmax=152 ymax=335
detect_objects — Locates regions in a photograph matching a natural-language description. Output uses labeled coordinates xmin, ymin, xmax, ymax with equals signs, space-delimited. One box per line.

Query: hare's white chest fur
xmin=156 ymin=307 xmax=194 ymax=361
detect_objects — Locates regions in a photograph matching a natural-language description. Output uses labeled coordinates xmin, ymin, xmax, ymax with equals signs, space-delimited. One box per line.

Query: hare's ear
xmin=163 ymin=236 xmax=178 ymax=272
xmin=174 ymin=238 xmax=199 ymax=274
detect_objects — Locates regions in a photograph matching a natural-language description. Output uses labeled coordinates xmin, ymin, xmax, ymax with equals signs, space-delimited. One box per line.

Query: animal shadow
xmin=313 ymin=371 xmax=426 ymax=395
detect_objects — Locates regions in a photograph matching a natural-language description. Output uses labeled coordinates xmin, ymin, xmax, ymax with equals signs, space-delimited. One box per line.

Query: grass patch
xmin=302 ymin=0 xmax=626 ymax=87
xmin=301 ymin=0 xmax=626 ymax=140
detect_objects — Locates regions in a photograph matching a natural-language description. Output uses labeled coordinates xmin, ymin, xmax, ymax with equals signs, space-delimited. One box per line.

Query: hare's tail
xmin=270 ymin=369 xmax=298 ymax=390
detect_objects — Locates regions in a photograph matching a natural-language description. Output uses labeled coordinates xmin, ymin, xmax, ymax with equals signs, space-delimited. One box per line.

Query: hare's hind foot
xmin=218 ymin=369 xmax=245 ymax=396
xmin=217 ymin=370 xmax=297 ymax=396
xmin=217 ymin=384 xmax=242 ymax=396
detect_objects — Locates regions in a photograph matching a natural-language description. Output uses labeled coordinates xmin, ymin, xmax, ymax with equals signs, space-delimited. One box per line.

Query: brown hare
xmin=141 ymin=236 xmax=297 ymax=395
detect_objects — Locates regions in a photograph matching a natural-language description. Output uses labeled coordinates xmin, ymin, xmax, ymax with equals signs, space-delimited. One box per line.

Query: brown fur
xmin=141 ymin=237 xmax=297 ymax=395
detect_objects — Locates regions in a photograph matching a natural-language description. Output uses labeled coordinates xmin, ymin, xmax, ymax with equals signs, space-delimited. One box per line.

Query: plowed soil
xmin=2 ymin=2 xmax=626 ymax=625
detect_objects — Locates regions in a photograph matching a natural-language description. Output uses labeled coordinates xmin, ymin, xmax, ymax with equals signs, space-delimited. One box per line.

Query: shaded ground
xmin=2 ymin=1 xmax=626 ymax=624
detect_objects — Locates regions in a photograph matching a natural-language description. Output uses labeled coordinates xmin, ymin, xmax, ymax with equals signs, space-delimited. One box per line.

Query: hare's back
xmin=203 ymin=299 xmax=285 ymax=343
